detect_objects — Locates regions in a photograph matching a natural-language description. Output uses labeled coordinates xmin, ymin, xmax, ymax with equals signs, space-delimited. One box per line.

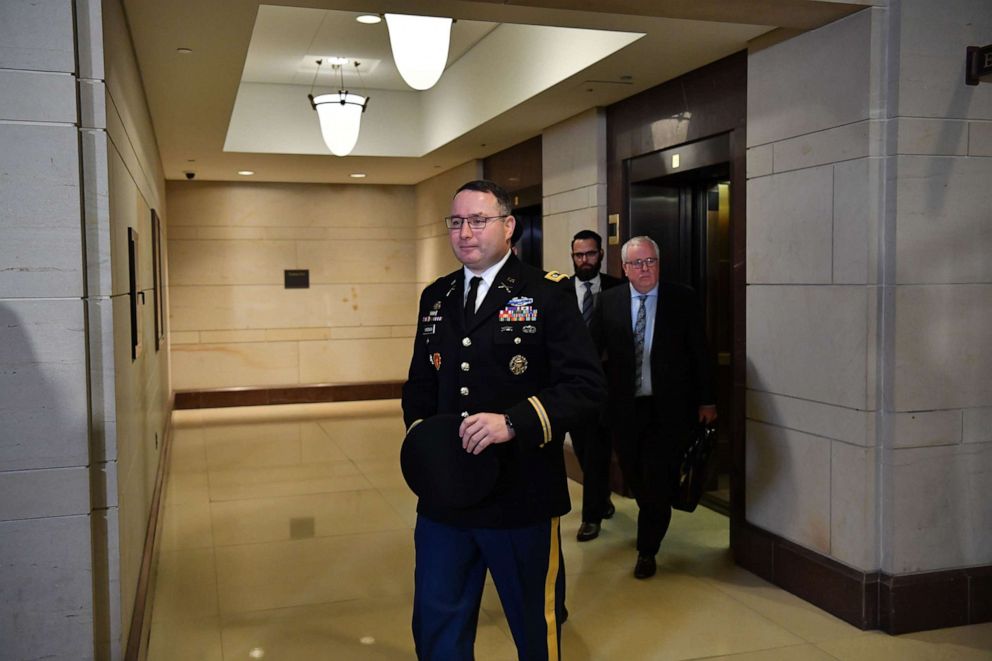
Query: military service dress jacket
xmin=402 ymin=253 xmax=607 ymax=529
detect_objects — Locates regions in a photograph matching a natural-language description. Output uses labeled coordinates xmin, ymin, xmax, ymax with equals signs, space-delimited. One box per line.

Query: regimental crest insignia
xmin=509 ymin=354 xmax=528 ymax=375
xmin=432 ymin=301 xmax=442 ymax=311
xmin=432 ymin=353 xmax=442 ymax=371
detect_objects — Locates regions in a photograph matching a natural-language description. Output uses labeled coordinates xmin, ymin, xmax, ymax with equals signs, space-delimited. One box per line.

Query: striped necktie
xmin=581 ymin=281 xmax=594 ymax=325
xmin=633 ymin=295 xmax=647 ymax=391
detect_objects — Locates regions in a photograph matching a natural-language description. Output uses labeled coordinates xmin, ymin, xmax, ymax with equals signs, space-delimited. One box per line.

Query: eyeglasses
xmin=571 ymin=250 xmax=601 ymax=260
xmin=444 ymin=215 xmax=507 ymax=230
xmin=623 ymin=257 xmax=659 ymax=270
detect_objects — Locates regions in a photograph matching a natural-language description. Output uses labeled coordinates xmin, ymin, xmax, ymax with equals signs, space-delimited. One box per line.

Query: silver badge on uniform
xmin=509 ymin=355 xmax=528 ymax=375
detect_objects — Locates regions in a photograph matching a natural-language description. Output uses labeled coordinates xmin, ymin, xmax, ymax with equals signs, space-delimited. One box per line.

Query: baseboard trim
xmin=732 ymin=521 xmax=992 ymax=634
xmin=124 ymin=397 xmax=175 ymax=661
xmin=173 ymin=381 xmax=404 ymax=409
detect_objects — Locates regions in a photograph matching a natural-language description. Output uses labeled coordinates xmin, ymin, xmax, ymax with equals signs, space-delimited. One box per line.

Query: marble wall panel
xmin=747 ymin=285 xmax=869 ymax=410
xmin=746 ymin=420 xmax=832 ymax=554
xmin=199 ymin=329 xmax=269 ymax=344
xmin=746 ymin=390 xmax=873 ymax=447
xmin=83 ymin=129 xmax=114 ymax=298
xmin=169 ymin=283 xmax=417 ymax=333
xmin=969 ymin=121 xmax=992 ymax=156
xmin=0 ymin=515 xmax=94 ymax=660
xmin=170 ymin=342 xmax=300 ymax=390
xmin=0 ymin=300 xmax=88 ymax=471
xmin=107 ymin=143 xmax=140 ymax=297
xmin=167 ymin=181 xmax=414 ymax=229
xmin=0 ymin=70 xmax=75 ymax=122
xmin=747 ymin=165 xmax=834 ymax=284
xmin=329 ymin=326 xmax=396 ymax=340
xmin=892 ymin=409 xmax=963 ymax=448
xmin=895 ymin=156 xmax=992 ymax=284
xmin=895 ymin=0 xmax=992 ymax=121
xmin=543 ymin=183 xmax=605 ymax=216
xmin=748 ymin=10 xmax=870 ymax=146
xmin=896 ymin=118 xmax=968 ymax=155
xmin=0 ymin=467 xmax=89 ymax=521
xmin=0 ymin=123 xmax=82 ymax=298
xmin=963 ymin=407 xmax=992 ymax=444
xmin=0 ymin=0 xmax=75 ymax=72
xmin=833 ymin=158 xmax=875 ymax=285
xmin=543 ymin=207 xmax=602 ymax=277
xmin=543 ymin=109 xmax=606 ymax=197
xmin=168 ymin=239 xmax=299 ymax=286
xmin=893 ymin=284 xmax=992 ymax=411
xmin=297 ymin=239 xmax=416 ymax=284
xmin=75 ymin=0 xmax=104 ymax=81
xmin=746 ymin=144 xmax=773 ymax=178
xmin=90 ymin=507 xmax=121 ymax=661
xmin=771 ymin=121 xmax=869 ymax=174
xmin=885 ymin=442 xmax=992 ymax=573
xmin=299 ymin=338 xmax=412 ymax=384
xmin=106 ymin=93 xmax=160 ymax=224
xmin=830 ymin=441 xmax=877 ymax=571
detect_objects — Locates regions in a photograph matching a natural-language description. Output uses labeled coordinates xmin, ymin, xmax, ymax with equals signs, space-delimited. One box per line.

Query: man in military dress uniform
xmin=402 ymin=180 xmax=606 ymax=660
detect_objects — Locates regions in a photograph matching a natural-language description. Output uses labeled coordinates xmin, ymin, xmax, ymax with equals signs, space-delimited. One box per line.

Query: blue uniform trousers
xmin=413 ymin=514 xmax=565 ymax=660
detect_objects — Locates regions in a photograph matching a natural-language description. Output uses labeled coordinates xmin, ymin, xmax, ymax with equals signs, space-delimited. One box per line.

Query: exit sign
xmin=966 ymin=45 xmax=992 ymax=86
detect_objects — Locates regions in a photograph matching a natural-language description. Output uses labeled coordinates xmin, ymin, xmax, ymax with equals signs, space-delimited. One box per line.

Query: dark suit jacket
xmin=402 ymin=253 xmax=607 ymax=528
xmin=590 ymin=281 xmax=714 ymax=457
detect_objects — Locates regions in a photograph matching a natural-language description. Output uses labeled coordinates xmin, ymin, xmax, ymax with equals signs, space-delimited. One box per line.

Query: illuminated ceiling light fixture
xmin=384 ymin=13 xmax=452 ymax=90
xmin=308 ymin=59 xmax=369 ymax=157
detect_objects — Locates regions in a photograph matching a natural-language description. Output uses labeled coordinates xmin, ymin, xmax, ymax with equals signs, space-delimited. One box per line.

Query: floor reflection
xmin=148 ymin=400 xmax=992 ymax=660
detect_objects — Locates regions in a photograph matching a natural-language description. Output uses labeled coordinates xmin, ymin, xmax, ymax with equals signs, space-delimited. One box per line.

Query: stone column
xmin=542 ymin=109 xmax=608 ymax=272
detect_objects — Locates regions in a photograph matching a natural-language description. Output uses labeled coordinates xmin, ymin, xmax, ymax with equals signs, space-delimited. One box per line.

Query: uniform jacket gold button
xmin=461 ymin=411 xmax=469 ymax=418
xmin=460 ymin=387 xmax=469 ymax=396
xmin=462 ymin=337 xmax=472 ymax=347
xmin=461 ymin=362 xmax=470 ymax=371
xmin=514 ymin=337 xmax=522 ymax=345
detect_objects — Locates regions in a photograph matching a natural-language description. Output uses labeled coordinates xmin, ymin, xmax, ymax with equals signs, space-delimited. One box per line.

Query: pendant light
xmin=308 ymin=59 xmax=369 ymax=157
xmin=384 ymin=14 xmax=452 ymax=90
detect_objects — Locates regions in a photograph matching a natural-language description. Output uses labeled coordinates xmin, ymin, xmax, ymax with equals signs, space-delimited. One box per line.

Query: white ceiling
xmin=121 ymin=0 xmax=867 ymax=185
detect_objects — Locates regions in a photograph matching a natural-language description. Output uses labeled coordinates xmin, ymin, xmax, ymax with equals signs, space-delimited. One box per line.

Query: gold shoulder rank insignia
xmin=544 ymin=270 xmax=567 ymax=282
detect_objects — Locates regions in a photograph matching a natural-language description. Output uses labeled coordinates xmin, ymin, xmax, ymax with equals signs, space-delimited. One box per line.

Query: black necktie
xmin=465 ymin=276 xmax=482 ymax=325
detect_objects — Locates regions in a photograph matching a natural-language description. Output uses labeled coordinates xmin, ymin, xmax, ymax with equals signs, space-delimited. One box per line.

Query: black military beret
xmin=400 ymin=414 xmax=499 ymax=508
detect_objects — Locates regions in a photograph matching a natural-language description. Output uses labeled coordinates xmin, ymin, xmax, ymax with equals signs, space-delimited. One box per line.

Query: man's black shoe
xmin=603 ymin=501 xmax=616 ymax=519
xmin=576 ymin=522 xmax=601 ymax=542
xmin=633 ymin=555 xmax=656 ymax=579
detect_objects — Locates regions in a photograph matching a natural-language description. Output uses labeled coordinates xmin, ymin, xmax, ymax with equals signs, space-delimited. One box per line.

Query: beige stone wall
xmin=413 ymin=161 xmax=481 ymax=286
xmin=167 ymin=182 xmax=420 ymax=390
xmin=746 ymin=0 xmax=992 ymax=575
xmin=103 ymin=0 xmax=172 ymax=654
xmin=542 ymin=108 xmax=608 ymax=273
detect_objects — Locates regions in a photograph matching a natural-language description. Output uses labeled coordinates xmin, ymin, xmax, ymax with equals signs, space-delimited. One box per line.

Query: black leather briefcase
xmin=671 ymin=423 xmax=717 ymax=513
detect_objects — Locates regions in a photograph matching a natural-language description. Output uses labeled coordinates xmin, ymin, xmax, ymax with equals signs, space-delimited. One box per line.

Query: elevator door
xmin=628 ymin=169 xmax=733 ymax=513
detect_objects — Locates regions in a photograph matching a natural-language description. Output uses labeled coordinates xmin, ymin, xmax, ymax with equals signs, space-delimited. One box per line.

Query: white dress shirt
xmin=463 ymin=249 xmax=512 ymax=313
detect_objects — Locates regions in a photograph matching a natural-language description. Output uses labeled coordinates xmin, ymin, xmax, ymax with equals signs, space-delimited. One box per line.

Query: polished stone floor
xmin=148 ymin=400 xmax=992 ymax=660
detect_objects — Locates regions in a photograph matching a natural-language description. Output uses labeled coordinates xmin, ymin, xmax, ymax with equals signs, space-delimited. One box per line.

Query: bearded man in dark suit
xmin=564 ymin=230 xmax=623 ymax=542
xmin=590 ymin=235 xmax=716 ymax=579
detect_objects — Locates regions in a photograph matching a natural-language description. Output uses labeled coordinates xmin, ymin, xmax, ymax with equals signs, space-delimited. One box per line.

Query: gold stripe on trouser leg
xmin=544 ymin=516 xmax=561 ymax=661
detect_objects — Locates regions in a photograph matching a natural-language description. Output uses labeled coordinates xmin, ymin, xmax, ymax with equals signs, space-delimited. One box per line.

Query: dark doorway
xmin=626 ymin=134 xmax=734 ymax=514
xmin=511 ymin=203 xmax=543 ymax=269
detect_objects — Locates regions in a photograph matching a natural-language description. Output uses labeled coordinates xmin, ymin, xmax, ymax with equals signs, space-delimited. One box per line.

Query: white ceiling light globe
xmin=385 ymin=14 xmax=452 ymax=91
xmin=312 ymin=92 xmax=366 ymax=156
